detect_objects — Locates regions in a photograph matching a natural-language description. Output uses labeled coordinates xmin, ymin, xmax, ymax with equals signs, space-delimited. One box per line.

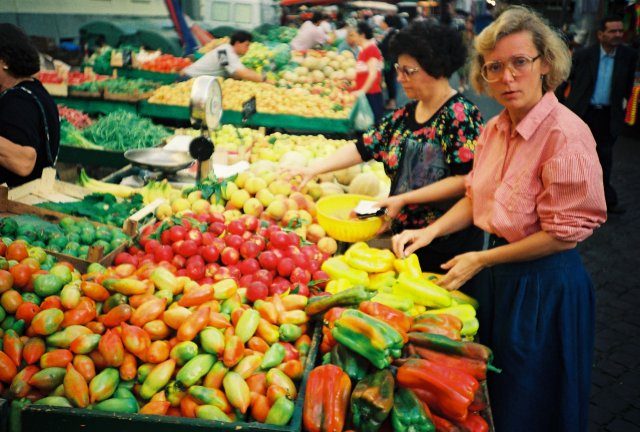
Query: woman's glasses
xmin=481 ymin=55 xmax=541 ymax=82
xmin=394 ymin=63 xmax=421 ymax=78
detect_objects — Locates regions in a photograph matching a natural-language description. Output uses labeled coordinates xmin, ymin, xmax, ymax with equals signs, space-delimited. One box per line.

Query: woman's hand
xmin=377 ymin=195 xmax=404 ymax=218
xmin=282 ymin=167 xmax=315 ymax=189
xmin=392 ymin=227 xmax=436 ymax=258
xmin=436 ymin=252 xmax=486 ymax=291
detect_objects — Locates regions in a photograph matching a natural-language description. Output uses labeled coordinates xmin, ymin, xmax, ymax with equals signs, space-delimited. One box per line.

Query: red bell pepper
xmin=303 ymin=364 xmax=351 ymax=432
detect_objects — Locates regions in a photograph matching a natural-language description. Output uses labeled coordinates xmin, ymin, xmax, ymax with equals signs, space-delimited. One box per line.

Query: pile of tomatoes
xmin=116 ymin=212 xmax=329 ymax=303
xmin=139 ymin=55 xmax=192 ymax=73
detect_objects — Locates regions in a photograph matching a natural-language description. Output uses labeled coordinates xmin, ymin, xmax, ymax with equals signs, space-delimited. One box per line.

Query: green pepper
xmin=140 ymin=359 xmax=176 ymax=399
xmin=235 ymin=309 xmax=260 ymax=343
xmin=278 ymin=323 xmax=302 ymax=342
xmin=92 ymin=397 xmax=139 ymax=413
xmin=34 ymin=396 xmax=72 ymax=407
xmin=260 ymin=342 xmax=286 ymax=370
xmin=332 ymin=310 xmax=404 ymax=369
xmin=391 ymin=388 xmax=435 ymax=432
xmin=329 ymin=343 xmax=370 ymax=382
xmin=350 ymin=369 xmax=395 ymax=431
xmin=305 ymin=285 xmax=376 ymax=317
xmin=176 ymin=353 xmax=215 ymax=387
xmin=265 ymin=395 xmax=295 ymax=425
xmin=195 ymin=404 xmax=231 ymax=421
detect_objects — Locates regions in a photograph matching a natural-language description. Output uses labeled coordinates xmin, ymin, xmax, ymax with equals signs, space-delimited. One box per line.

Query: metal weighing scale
xmin=188 ymin=76 xmax=223 ymax=181
xmin=120 ymin=76 xmax=222 ymax=186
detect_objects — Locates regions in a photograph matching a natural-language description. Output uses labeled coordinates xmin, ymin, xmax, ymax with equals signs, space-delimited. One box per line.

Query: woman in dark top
xmin=0 ymin=23 xmax=60 ymax=187
xmin=293 ymin=22 xmax=485 ymax=272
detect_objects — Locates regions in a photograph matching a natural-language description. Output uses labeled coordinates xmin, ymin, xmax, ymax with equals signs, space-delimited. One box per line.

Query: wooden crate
xmin=8 ymin=168 xmax=162 ymax=237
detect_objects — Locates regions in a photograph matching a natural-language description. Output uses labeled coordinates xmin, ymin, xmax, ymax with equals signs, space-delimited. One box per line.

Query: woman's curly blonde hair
xmin=470 ymin=6 xmax=571 ymax=94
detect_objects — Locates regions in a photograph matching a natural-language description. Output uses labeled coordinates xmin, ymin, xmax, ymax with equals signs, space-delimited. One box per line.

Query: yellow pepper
xmin=422 ymin=303 xmax=479 ymax=337
xmin=395 ymin=272 xmax=452 ymax=308
xmin=326 ymin=278 xmax=354 ymax=295
xmin=450 ymin=290 xmax=480 ymax=310
xmin=393 ymin=254 xmax=422 ymax=277
xmin=371 ymin=292 xmax=414 ymax=312
xmin=345 ymin=244 xmax=395 ymax=273
xmin=407 ymin=305 xmax=427 ymax=316
xmin=321 ymin=257 xmax=369 ymax=286
xmin=368 ymin=271 xmax=397 ymax=292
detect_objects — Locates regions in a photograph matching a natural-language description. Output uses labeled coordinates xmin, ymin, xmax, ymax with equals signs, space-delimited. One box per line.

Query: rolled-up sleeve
xmin=538 ymin=153 xmax=607 ymax=242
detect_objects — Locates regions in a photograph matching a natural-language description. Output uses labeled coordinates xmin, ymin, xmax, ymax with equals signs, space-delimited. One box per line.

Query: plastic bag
xmin=353 ymin=93 xmax=375 ymax=131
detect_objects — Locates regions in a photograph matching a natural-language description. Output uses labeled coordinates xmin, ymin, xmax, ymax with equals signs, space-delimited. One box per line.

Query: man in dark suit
xmin=557 ymin=15 xmax=638 ymax=213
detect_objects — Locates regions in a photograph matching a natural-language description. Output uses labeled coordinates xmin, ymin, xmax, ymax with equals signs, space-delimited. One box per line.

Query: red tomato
xmin=160 ymin=230 xmax=172 ymax=245
xmin=172 ymin=254 xmax=187 ymax=269
xmin=238 ymin=258 xmax=260 ymax=275
xmin=269 ymin=232 xmax=290 ymax=250
xmin=238 ymin=274 xmax=254 ymax=288
xmin=6 ymin=241 xmax=28 ymax=262
xmin=178 ymin=240 xmax=199 ymax=258
xmin=169 ymin=225 xmax=187 ymax=242
xmin=114 ymin=252 xmax=138 ymax=267
xmin=258 ymin=251 xmax=278 ymax=271
xmin=224 ymin=234 xmax=243 ymax=250
xmin=277 ymin=257 xmax=295 ymax=277
xmin=246 ymin=281 xmax=268 ymax=302
xmin=270 ymin=277 xmax=291 ymax=296
xmin=221 ymin=247 xmax=240 ymax=266
xmin=10 ymin=263 xmax=32 ymax=288
xmin=186 ymin=262 xmax=205 ymax=281
xmin=239 ymin=241 xmax=260 ymax=259
xmin=144 ymin=239 xmax=161 ymax=255
xmin=253 ymin=269 xmax=273 ymax=286
xmin=241 ymin=215 xmax=260 ymax=232
xmin=287 ymin=232 xmax=301 ymax=247
xmin=290 ymin=267 xmax=311 ymax=285
xmin=201 ymin=245 xmax=220 ymax=263
xmin=186 ymin=229 xmax=203 ymax=246
xmin=227 ymin=220 xmax=246 ymax=236
xmin=0 ymin=240 xmax=7 ymax=257
xmin=154 ymin=245 xmax=174 ymax=263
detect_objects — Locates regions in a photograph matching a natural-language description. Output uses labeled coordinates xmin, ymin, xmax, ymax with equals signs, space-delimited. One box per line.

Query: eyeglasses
xmin=480 ymin=55 xmax=541 ymax=83
xmin=394 ymin=63 xmax=421 ymax=78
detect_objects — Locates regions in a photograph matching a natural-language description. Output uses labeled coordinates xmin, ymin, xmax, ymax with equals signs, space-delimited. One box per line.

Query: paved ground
xmin=582 ymin=128 xmax=640 ymax=432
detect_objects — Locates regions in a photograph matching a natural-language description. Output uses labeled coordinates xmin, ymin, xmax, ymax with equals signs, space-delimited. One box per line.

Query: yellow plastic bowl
xmin=316 ymin=194 xmax=383 ymax=243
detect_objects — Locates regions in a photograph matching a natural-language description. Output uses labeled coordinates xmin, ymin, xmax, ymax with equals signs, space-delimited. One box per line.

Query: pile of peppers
xmin=303 ymin=300 xmax=498 ymax=432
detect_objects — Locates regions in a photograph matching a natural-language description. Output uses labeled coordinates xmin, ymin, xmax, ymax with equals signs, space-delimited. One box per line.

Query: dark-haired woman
xmin=353 ymin=21 xmax=384 ymax=125
xmin=0 ymin=23 xmax=59 ymax=187
xmin=293 ymin=22 xmax=485 ymax=272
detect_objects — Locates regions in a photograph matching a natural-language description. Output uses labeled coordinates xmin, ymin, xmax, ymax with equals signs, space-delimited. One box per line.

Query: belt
xmin=482 ymin=232 xmax=509 ymax=250
xmin=589 ymin=104 xmax=610 ymax=110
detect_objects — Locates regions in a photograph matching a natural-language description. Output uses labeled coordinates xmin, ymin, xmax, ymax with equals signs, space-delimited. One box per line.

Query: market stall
xmin=0 ymin=18 xmax=496 ymax=432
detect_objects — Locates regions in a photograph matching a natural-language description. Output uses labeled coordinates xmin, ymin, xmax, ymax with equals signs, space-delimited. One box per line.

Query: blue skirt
xmin=467 ymin=236 xmax=594 ymax=432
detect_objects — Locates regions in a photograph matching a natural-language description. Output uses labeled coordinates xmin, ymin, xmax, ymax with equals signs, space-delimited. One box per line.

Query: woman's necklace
xmin=415 ymin=87 xmax=456 ymax=124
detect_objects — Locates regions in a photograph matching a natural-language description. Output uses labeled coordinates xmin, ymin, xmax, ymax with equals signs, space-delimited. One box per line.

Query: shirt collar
xmin=599 ymin=45 xmax=616 ymax=58
xmin=494 ymin=92 xmax=559 ymax=140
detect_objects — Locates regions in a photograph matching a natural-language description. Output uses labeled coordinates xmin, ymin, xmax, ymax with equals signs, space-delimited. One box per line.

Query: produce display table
xmin=57 ymin=145 xmax=130 ymax=169
xmin=115 ymin=68 xmax=179 ymax=84
xmin=138 ymin=96 xmax=364 ymax=135
xmin=0 ymin=325 xmax=321 ymax=432
xmin=53 ymin=96 xmax=137 ymax=115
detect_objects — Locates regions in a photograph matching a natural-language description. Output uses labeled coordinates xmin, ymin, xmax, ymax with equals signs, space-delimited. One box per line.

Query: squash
xmin=348 ymin=172 xmax=381 ymax=197
xmin=333 ymin=165 xmax=361 ymax=185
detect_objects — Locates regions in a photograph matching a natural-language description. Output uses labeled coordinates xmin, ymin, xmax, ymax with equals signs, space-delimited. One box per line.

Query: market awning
xmin=348 ymin=1 xmax=399 ymax=12
xmin=280 ymin=0 xmax=344 ymax=6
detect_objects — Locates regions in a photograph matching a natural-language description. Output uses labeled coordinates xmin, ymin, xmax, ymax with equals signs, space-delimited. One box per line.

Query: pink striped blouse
xmin=465 ymin=92 xmax=607 ymax=243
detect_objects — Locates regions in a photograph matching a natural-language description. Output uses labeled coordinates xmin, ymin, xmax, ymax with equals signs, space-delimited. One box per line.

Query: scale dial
xmin=189 ymin=76 xmax=223 ymax=131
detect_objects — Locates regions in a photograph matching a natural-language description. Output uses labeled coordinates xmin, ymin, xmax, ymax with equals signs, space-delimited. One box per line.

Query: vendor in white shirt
xmin=290 ymin=12 xmax=335 ymax=51
xmin=181 ymin=30 xmax=265 ymax=82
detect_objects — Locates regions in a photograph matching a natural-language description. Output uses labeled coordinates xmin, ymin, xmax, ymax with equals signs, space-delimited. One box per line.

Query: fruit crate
xmin=15 ymin=324 xmax=321 ymax=432
xmin=52 ymin=96 xmax=138 ymax=115
xmin=7 ymin=168 xmax=159 ymax=237
xmin=0 ymin=186 xmax=128 ymax=273
xmin=104 ymin=88 xmax=156 ymax=102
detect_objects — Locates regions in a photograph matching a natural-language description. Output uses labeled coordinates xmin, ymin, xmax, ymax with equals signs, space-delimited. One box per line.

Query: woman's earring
xmin=1 ymin=66 xmax=8 ymax=70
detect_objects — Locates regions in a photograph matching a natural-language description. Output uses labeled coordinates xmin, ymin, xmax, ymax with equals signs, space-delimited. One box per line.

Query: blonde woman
xmin=392 ymin=7 xmax=606 ymax=431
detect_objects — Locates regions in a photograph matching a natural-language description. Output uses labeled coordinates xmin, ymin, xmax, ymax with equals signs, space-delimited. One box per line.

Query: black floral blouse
xmin=355 ymin=94 xmax=483 ymax=233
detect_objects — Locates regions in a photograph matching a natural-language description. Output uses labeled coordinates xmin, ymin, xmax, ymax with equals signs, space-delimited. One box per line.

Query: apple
xmin=191 ymin=199 xmax=211 ymax=215
xmin=266 ymin=200 xmax=287 ymax=221
xmin=186 ymin=229 xmax=203 ymax=246
xmin=268 ymin=179 xmax=292 ymax=196
xmin=229 ymin=189 xmax=251 ymax=209
xmin=244 ymin=177 xmax=268 ymax=195
xmin=171 ymin=198 xmax=191 ymax=214
xmin=277 ymin=257 xmax=295 ymax=277
xmin=306 ymin=223 xmax=326 ymax=243
xmin=256 ymin=189 xmax=275 ymax=207
xmin=224 ymin=234 xmax=243 ymax=250
xmin=227 ymin=220 xmax=246 ymax=236
xmin=317 ymin=237 xmax=338 ymax=256
xmin=243 ymin=197 xmax=264 ymax=217
xmin=208 ymin=221 xmax=226 ymax=236
xmin=240 ymin=241 xmax=260 ymax=259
